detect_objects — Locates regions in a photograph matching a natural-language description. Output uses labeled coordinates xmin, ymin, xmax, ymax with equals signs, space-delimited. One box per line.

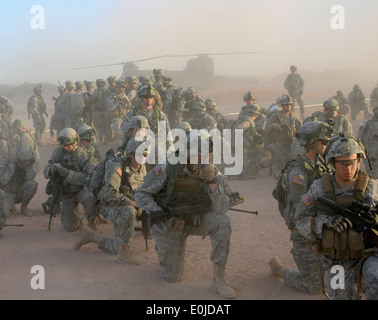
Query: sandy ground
xmin=0 ymin=83 xmax=369 ymax=301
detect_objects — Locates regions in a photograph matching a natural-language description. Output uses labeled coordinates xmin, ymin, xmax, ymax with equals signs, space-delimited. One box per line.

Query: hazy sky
xmin=1 ymin=0 xmax=378 ymax=85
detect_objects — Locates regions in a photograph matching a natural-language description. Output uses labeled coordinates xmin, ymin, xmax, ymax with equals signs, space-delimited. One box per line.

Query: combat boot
xmin=73 ymin=227 xmax=99 ymax=250
xmin=268 ymin=257 xmax=284 ymax=278
xmin=117 ymin=244 xmax=140 ymax=265
xmin=21 ymin=204 xmax=33 ymax=217
xmin=211 ymin=264 xmax=236 ymax=299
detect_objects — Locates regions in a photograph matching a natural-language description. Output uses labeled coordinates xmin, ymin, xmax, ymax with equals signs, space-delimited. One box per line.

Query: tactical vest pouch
xmin=349 ymin=230 xmax=364 ymax=259
xmin=173 ymin=176 xmax=203 ymax=194
xmin=322 ymin=228 xmax=336 ymax=257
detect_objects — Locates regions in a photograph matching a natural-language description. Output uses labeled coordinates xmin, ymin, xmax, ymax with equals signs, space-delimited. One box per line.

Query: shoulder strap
xmin=321 ymin=173 xmax=335 ymax=201
xmin=354 ymin=172 xmax=369 ymax=203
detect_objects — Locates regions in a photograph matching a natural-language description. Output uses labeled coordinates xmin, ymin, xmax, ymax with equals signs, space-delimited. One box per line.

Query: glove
xmin=326 ymin=215 xmax=353 ymax=233
xmin=200 ymin=164 xmax=215 ymax=181
xmin=191 ymin=214 xmax=201 ymax=226
xmin=54 ymin=164 xmax=69 ymax=177
xmin=164 ymin=217 xmax=185 ymax=232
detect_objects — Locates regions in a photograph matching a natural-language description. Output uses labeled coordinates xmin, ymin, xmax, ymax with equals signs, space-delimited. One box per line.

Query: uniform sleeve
xmin=209 ymin=169 xmax=231 ymax=215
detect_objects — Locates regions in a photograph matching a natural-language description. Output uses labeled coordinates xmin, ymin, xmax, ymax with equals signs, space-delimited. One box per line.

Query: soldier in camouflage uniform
xmin=269 ymin=121 xmax=334 ymax=295
xmin=43 ymin=128 xmax=98 ymax=232
xmin=295 ymin=133 xmax=378 ymax=300
xmin=370 ymin=83 xmax=378 ymax=109
xmin=83 ymin=81 xmax=94 ymax=127
xmin=162 ymin=76 xmax=182 ymax=129
xmin=75 ymin=81 xmax=85 ymax=94
xmin=205 ymin=98 xmax=229 ymax=131
xmin=125 ymin=76 xmax=140 ymax=108
xmin=77 ymin=125 xmax=101 ymax=164
xmin=0 ymin=150 xmax=38 ymax=217
xmin=27 ymin=84 xmax=48 ymax=144
xmin=135 ymin=131 xmax=236 ymax=299
xmin=316 ymin=99 xmax=353 ymax=135
xmin=107 ymin=75 xmax=117 ymax=95
xmin=0 ymin=114 xmax=11 ymax=158
xmin=73 ymin=138 xmax=148 ymax=265
xmin=0 ymin=94 xmax=14 ymax=125
xmin=88 ymin=79 xmax=112 ymax=145
xmin=177 ymin=87 xmax=204 ymax=122
xmin=284 ymin=66 xmax=305 ymax=120
xmin=60 ymin=81 xmax=84 ymax=131
xmin=331 ymin=90 xmax=350 ymax=117
xmin=265 ymin=94 xmax=302 ymax=170
xmin=152 ymin=69 xmax=166 ymax=99
xmin=50 ymin=85 xmax=67 ymax=138
xmin=348 ymin=84 xmax=371 ymax=120
xmin=358 ymin=106 xmax=378 ymax=178
xmin=188 ymin=101 xmax=217 ymax=131
xmin=139 ymin=76 xmax=163 ymax=110
xmin=108 ymin=79 xmax=132 ymax=148
xmin=120 ymin=115 xmax=150 ymax=152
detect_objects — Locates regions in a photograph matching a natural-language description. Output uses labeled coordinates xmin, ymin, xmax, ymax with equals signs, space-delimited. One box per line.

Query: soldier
xmin=284 ymin=65 xmax=305 ymax=120
xmin=0 ymin=114 xmax=11 ymax=158
xmin=358 ymin=106 xmax=378 ymax=178
xmin=265 ymin=94 xmax=302 ymax=170
xmin=177 ymin=87 xmax=204 ymax=122
xmin=317 ymin=99 xmax=353 ymax=135
xmin=162 ymin=76 xmax=182 ymax=128
xmin=50 ymin=85 xmax=67 ymax=138
xmin=152 ymin=68 xmax=166 ymax=99
xmin=135 ymin=131 xmax=236 ymax=299
xmin=139 ymin=76 xmax=163 ymax=110
xmin=370 ymin=83 xmax=378 ymax=109
xmin=77 ymin=125 xmax=101 ymax=164
xmin=348 ymin=84 xmax=371 ymax=120
xmin=120 ymin=115 xmax=150 ymax=152
xmin=75 ymin=81 xmax=85 ymax=94
xmin=295 ymin=133 xmax=378 ymax=300
xmin=269 ymin=121 xmax=334 ymax=295
xmin=0 ymin=94 xmax=14 ymax=125
xmin=331 ymin=90 xmax=350 ymax=117
xmin=61 ymin=81 xmax=84 ymax=131
xmin=88 ymin=79 xmax=112 ymax=145
xmin=107 ymin=75 xmax=117 ymax=95
xmin=27 ymin=84 xmax=48 ymax=144
xmin=83 ymin=81 xmax=95 ymax=127
xmin=73 ymin=138 xmax=148 ymax=265
xmin=188 ymin=101 xmax=217 ymax=131
xmin=205 ymin=98 xmax=229 ymax=131
xmin=125 ymin=76 xmax=140 ymax=108
xmin=43 ymin=128 xmax=98 ymax=232
xmin=108 ymin=79 xmax=132 ymax=148
xmin=233 ymin=104 xmax=268 ymax=179
xmin=0 ymin=150 xmax=38 ymax=217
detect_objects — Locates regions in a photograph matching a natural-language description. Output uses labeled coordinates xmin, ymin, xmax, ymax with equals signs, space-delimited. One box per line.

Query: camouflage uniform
xmin=317 ymin=99 xmax=353 ymax=135
xmin=27 ymin=84 xmax=47 ymax=144
xmin=284 ymin=66 xmax=305 ymax=119
xmin=348 ymin=84 xmax=371 ymax=120
xmin=177 ymin=87 xmax=204 ymax=122
xmin=358 ymin=107 xmax=378 ymax=178
xmin=331 ymin=91 xmax=350 ymax=117
xmin=295 ymin=134 xmax=378 ymax=300
xmin=125 ymin=76 xmax=140 ymax=108
xmin=189 ymin=102 xmax=217 ymax=131
xmin=162 ymin=76 xmax=182 ymax=128
xmin=108 ymin=79 xmax=132 ymax=148
xmin=0 ymin=150 xmax=38 ymax=218
xmin=50 ymin=86 xmax=67 ymax=137
xmin=370 ymin=84 xmax=378 ymax=109
xmin=205 ymin=98 xmax=229 ymax=131
xmin=43 ymin=128 xmax=98 ymax=232
xmin=0 ymin=94 xmax=14 ymax=125
xmin=0 ymin=115 xmax=11 ymax=158
xmin=77 ymin=125 xmax=101 ymax=164
xmin=61 ymin=81 xmax=84 ymax=130
xmin=152 ymin=69 xmax=166 ymax=99
xmin=135 ymin=131 xmax=234 ymax=298
xmin=83 ymin=81 xmax=94 ymax=127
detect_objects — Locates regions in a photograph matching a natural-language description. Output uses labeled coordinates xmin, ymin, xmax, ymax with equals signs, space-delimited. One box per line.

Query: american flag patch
xmin=302 ymin=194 xmax=314 ymax=206
xmin=242 ymin=122 xmax=248 ymax=128
xmin=292 ymin=176 xmax=304 ymax=186
xmin=154 ymin=166 xmax=162 ymax=176
xmin=116 ymin=168 xmax=122 ymax=176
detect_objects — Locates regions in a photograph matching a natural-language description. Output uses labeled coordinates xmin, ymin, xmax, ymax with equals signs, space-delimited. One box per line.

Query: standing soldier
xmin=27 ymin=84 xmax=48 ymax=145
xmin=162 ymin=76 xmax=182 ymax=128
xmin=108 ymin=79 xmax=132 ymax=148
xmin=265 ymin=94 xmax=302 ymax=170
xmin=125 ymin=76 xmax=140 ymax=108
xmin=83 ymin=81 xmax=95 ymax=127
xmin=107 ymin=75 xmax=117 ymax=95
xmin=295 ymin=133 xmax=378 ymax=300
xmin=73 ymin=138 xmax=148 ymax=265
xmin=0 ymin=94 xmax=14 ymax=125
xmin=88 ymin=79 xmax=112 ymax=145
xmin=43 ymin=128 xmax=98 ymax=231
xmin=135 ymin=131 xmax=236 ymax=299
xmin=61 ymin=81 xmax=84 ymax=131
xmin=284 ymin=65 xmax=305 ymax=120
xmin=269 ymin=121 xmax=333 ymax=295
xmin=139 ymin=76 xmax=163 ymax=110
xmin=50 ymin=85 xmax=67 ymax=138
xmin=152 ymin=69 xmax=166 ymax=99
xmin=358 ymin=106 xmax=378 ymax=178
xmin=348 ymin=84 xmax=371 ymax=120
xmin=369 ymin=83 xmax=378 ymax=109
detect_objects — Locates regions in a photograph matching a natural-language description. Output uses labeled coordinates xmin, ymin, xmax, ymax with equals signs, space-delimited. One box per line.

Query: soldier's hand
xmin=164 ymin=217 xmax=185 ymax=232
xmin=54 ymin=163 xmax=69 ymax=177
xmin=200 ymin=164 xmax=215 ymax=181
xmin=130 ymin=201 xmax=138 ymax=208
xmin=326 ymin=215 xmax=353 ymax=233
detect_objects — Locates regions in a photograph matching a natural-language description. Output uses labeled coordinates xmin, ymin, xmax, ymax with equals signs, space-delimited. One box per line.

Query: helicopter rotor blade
xmin=169 ymin=52 xmax=262 ymax=58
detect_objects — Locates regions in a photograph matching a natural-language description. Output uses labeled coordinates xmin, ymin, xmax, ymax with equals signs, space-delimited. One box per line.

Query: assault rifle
xmin=146 ymin=192 xmax=258 ymax=228
xmin=317 ymin=196 xmax=378 ymax=233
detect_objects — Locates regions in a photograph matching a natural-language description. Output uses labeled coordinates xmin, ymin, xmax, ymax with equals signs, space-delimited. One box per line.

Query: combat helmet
xmin=138 ymin=85 xmax=156 ymax=98
xmin=65 ymin=80 xmax=75 ymax=90
xmin=77 ymin=125 xmax=94 ymax=141
xmin=125 ymin=137 xmax=149 ymax=159
xmin=324 ymin=132 xmax=366 ymax=164
xmin=281 ymin=94 xmax=294 ymax=105
xmin=175 ymin=121 xmax=192 ymax=134
xmin=15 ymin=149 xmax=35 ymax=167
xmin=153 ymin=69 xmax=164 ymax=77
xmin=126 ymin=115 xmax=150 ymax=131
xmin=162 ymin=76 xmax=173 ymax=85
xmin=184 ymin=87 xmax=198 ymax=100
xmin=192 ymin=101 xmax=207 ymax=118
xmin=13 ymin=119 xmax=25 ymax=130
xmin=243 ymin=91 xmax=256 ymax=102
xmin=33 ymin=84 xmax=42 ymax=93
xmin=244 ymin=104 xmax=261 ymax=116
xmin=57 ymin=128 xmax=79 ymax=146
xmin=205 ymin=98 xmax=218 ymax=111
xmin=96 ymin=79 xmax=106 ymax=87
xmin=107 ymin=75 xmax=117 ymax=84
xmin=290 ymin=65 xmax=297 ymax=71
xmin=323 ymin=99 xmax=339 ymax=112
xmin=295 ymin=121 xmax=333 ymax=149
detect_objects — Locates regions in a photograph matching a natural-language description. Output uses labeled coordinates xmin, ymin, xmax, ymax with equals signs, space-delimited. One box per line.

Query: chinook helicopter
xmin=72 ymin=52 xmax=261 ymax=88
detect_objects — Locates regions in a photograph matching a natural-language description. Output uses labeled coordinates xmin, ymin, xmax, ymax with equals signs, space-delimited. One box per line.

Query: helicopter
xmin=72 ymin=52 xmax=261 ymax=88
